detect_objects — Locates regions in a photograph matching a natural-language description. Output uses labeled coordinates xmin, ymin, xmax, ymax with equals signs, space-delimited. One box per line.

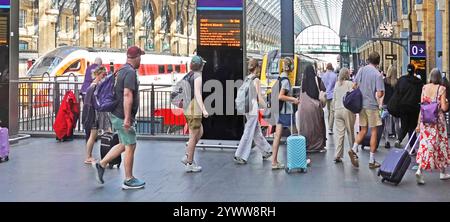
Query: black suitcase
xmin=378 ymin=133 xmax=418 ymax=185
xmin=361 ymin=125 xmax=384 ymax=149
xmin=100 ymin=132 xmax=121 ymax=169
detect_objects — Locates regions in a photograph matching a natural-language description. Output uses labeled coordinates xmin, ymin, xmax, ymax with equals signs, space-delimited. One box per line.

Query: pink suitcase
xmin=0 ymin=127 xmax=9 ymax=162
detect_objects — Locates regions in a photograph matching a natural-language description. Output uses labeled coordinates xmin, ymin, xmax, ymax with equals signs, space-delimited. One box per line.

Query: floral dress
xmin=417 ymin=86 xmax=450 ymax=171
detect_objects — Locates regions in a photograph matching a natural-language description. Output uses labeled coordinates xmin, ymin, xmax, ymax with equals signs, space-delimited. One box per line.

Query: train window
xmin=175 ymin=65 xmax=181 ymax=73
xmin=158 ymin=65 xmax=165 ymax=74
xmin=65 ymin=60 xmax=81 ymax=73
xmin=167 ymin=65 xmax=174 ymax=73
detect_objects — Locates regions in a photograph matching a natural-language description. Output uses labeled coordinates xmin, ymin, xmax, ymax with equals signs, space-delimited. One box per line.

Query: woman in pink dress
xmin=415 ymin=68 xmax=450 ymax=185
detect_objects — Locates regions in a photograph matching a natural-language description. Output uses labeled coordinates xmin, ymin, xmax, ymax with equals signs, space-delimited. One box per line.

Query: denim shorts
xmin=278 ymin=114 xmax=295 ymax=128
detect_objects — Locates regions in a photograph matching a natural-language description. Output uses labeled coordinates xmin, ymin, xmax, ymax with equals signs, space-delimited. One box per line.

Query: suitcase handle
xmin=404 ymin=132 xmax=419 ymax=155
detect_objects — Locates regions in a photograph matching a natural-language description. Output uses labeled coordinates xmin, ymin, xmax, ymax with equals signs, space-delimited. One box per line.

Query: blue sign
xmin=0 ymin=0 xmax=9 ymax=8
xmin=197 ymin=0 xmax=243 ymax=10
xmin=410 ymin=41 xmax=426 ymax=58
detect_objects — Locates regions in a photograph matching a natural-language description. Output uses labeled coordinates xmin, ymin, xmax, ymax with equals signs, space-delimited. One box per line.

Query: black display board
xmin=197 ymin=0 xmax=245 ymax=141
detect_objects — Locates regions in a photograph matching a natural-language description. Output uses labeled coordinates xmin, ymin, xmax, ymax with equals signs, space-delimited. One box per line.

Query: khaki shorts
xmin=359 ymin=108 xmax=382 ymax=128
xmin=185 ymin=115 xmax=202 ymax=130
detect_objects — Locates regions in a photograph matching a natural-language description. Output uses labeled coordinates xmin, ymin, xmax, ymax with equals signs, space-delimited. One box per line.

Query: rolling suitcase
xmin=286 ymin=114 xmax=307 ymax=174
xmin=100 ymin=132 xmax=121 ymax=169
xmin=0 ymin=127 xmax=9 ymax=163
xmin=378 ymin=133 xmax=418 ymax=186
xmin=361 ymin=125 xmax=384 ymax=149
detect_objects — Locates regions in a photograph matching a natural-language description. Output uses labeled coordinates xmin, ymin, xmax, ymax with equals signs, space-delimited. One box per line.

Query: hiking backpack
xmin=171 ymin=71 xmax=195 ymax=109
xmin=235 ymin=76 xmax=257 ymax=114
xmin=94 ymin=72 xmax=118 ymax=112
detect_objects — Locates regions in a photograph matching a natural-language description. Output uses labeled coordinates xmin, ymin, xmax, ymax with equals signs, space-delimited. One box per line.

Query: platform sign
xmin=197 ymin=0 xmax=245 ymax=141
xmin=410 ymin=41 xmax=426 ymax=58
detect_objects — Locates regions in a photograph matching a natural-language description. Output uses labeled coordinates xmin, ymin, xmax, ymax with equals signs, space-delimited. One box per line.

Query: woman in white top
xmin=234 ymin=59 xmax=272 ymax=164
xmin=332 ymin=68 xmax=356 ymax=163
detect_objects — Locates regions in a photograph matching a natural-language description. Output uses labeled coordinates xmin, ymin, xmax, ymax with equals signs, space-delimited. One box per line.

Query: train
xmin=260 ymin=50 xmax=320 ymax=90
xmin=26 ymin=46 xmax=192 ymax=85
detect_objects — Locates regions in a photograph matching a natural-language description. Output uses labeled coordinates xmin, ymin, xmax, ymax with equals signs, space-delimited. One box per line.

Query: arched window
xmin=120 ymin=0 xmax=135 ymax=49
xmin=161 ymin=0 xmax=171 ymax=52
xmin=93 ymin=0 xmax=111 ymax=47
xmin=176 ymin=0 xmax=185 ymax=35
xmin=143 ymin=0 xmax=155 ymax=51
xmin=295 ymin=25 xmax=340 ymax=53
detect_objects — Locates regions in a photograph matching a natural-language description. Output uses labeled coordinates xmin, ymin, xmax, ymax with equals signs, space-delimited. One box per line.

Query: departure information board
xmin=196 ymin=0 xmax=245 ymax=141
xmin=199 ymin=18 xmax=241 ymax=47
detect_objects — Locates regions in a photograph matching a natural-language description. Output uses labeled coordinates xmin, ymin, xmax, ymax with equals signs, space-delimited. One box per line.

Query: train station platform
xmin=1 ymin=135 xmax=449 ymax=202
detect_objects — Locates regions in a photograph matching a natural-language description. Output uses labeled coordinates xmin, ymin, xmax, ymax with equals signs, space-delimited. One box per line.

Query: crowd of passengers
xmin=82 ymin=46 xmax=450 ymax=190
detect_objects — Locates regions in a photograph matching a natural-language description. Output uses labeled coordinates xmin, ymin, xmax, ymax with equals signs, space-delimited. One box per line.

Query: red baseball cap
xmin=127 ymin=46 xmax=145 ymax=58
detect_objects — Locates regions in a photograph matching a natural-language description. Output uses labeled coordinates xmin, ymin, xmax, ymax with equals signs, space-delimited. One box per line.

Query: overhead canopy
xmin=250 ymin=0 xmax=343 ymax=36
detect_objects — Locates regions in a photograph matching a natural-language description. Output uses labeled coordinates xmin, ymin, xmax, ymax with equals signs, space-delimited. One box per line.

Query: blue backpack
xmin=94 ymin=72 xmax=118 ymax=112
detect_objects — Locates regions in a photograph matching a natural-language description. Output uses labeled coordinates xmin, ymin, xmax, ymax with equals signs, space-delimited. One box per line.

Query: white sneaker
xmin=186 ymin=162 xmax=202 ymax=173
xmin=416 ymin=172 xmax=425 ymax=185
xmin=440 ymin=173 xmax=450 ymax=180
xmin=181 ymin=154 xmax=188 ymax=165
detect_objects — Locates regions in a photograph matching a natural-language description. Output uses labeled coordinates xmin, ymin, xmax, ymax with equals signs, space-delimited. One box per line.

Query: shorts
xmin=110 ymin=114 xmax=137 ymax=146
xmin=359 ymin=108 xmax=382 ymax=128
xmin=278 ymin=114 xmax=295 ymax=128
xmin=185 ymin=115 xmax=202 ymax=130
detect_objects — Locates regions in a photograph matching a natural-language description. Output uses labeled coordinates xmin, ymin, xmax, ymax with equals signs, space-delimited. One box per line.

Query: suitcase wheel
xmin=301 ymin=168 xmax=307 ymax=173
xmin=117 ymin=163 xmax=121 ymax=169
xmin=285 ymin=168 xmax=292 ymax=174
xmin=108 ymin=164 xmax=114 ymax=169
xmin=5 ymin=156 xmax=8 ymax=162
xmin=381 ymin=178 xmax=386 ymax=183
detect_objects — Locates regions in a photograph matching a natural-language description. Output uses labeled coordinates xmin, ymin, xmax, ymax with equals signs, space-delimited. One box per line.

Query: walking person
xmin=81 ymin=58 xmax=102 ymax=101
xmin=271 ymin=57 xmax=300 ymax=170
xmin=348 ymin=52 xmax=385 ymax=169
xmin=332 ymin=68 xmax=356 ymax=163
xmin=415 ymin=68 xmax=450 ymax=185
xmin=181 ymin=56 xmax=208 ymax=173
xmin=321 ymin=63 xmax=338 ymax=135
xmin=93 ymin=46 xmax=145 ymax=190
xmin=382 ymin=65 xmax=400 ymax=148
xmin=234 ymin=59 xmax=272 ymax=164
xmin=82 ymin=66 xmax=108 ymax=165
xmin=297 ymin=65 xmax=327 ymax=153
xmin=394 ymin=64 xmax=423 ymax=148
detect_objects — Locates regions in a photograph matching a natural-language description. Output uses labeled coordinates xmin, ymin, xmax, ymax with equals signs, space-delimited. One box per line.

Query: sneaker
xmin=394 ymin=140 xmax=401 ymax=148
xmin=122 ymin=178 xmax=146 ymax=190
xmin=385 ymin=142 xmax=391 ymax=149
xmin=262 ymin=152 xmax=273 ymax=161
xmin=181 ymin=154 xmax=188 ymax=165
xmin=92 ymin=163 xmax=105 ymax=184
xmin=186 ymin=162 xmax=202 ymax=173
xmin=440 ymin=173 xmax=450 ymax=180
xmin=348 ymin=150 xmax=359 ymax=168
xmin=416 ymin=172 xmax=425 ymax=185
xmin=369 ymin=161 xmax=381 ymax=169
xmin=234 ymin=156 xmax=247 ymax=165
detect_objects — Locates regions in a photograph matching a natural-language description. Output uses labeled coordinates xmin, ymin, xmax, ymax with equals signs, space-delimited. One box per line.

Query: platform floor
xmin=1 ymin=133 xmax=450 ymax=202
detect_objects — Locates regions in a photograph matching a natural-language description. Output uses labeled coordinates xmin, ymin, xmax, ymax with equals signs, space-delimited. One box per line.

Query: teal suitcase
xmin=286 ymin=134 xmax=307 ymax=173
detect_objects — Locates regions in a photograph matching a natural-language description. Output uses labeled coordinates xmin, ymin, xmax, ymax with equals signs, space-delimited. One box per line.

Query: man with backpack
xmin=348 ymin=52 xmax=385 ymax=169
xmin=93 ymin=46 xmax=145 ymax=190
xmin=180 ymin=55 xmax=208 ymax=173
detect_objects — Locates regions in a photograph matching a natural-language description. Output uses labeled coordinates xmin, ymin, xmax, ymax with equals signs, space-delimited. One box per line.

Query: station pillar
xmin=280 ymin=0 xmax=294 ymax=58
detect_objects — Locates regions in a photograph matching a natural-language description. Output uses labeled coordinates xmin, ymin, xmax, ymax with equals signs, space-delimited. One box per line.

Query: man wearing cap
xmin=93 ymin=46 xmax=146 ymax=190
xmin=181 ymin=55 xmax=208 ymax=173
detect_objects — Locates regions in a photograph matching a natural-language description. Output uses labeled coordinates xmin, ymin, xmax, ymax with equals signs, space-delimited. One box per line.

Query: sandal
xmin=84 ymin=159 xmax=96 ymax=165
xmin=272 ymin=163 xmax=285 ymax=170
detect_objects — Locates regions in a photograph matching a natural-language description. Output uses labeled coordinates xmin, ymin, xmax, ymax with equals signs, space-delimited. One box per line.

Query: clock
xmin=379 ymin=22 xmax=394 ymax=38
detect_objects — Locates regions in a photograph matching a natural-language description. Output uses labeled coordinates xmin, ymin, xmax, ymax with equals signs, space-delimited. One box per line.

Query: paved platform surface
xmin=1 ymin=135 xmax=449 ymax=202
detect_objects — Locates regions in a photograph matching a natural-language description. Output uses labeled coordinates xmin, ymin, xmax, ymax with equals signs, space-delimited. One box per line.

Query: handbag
xmin=343 ymin=67 xmax=364 ymax=114
xmin=316 ymin=77 xmax=327 ymax=108
xmin=421 ymin=86 xmax=441 ymax=124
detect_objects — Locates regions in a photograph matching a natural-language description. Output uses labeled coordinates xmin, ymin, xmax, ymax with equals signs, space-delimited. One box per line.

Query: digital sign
xmin=410 ymin=41 xmax=426 ymax=58
xmin=199 ymin=18 xmax=241 ymax=47
xmin=0 ymin=0 xmax=9 ymax=8
xmin=197 ymin=0 xmax=243 ymax=8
